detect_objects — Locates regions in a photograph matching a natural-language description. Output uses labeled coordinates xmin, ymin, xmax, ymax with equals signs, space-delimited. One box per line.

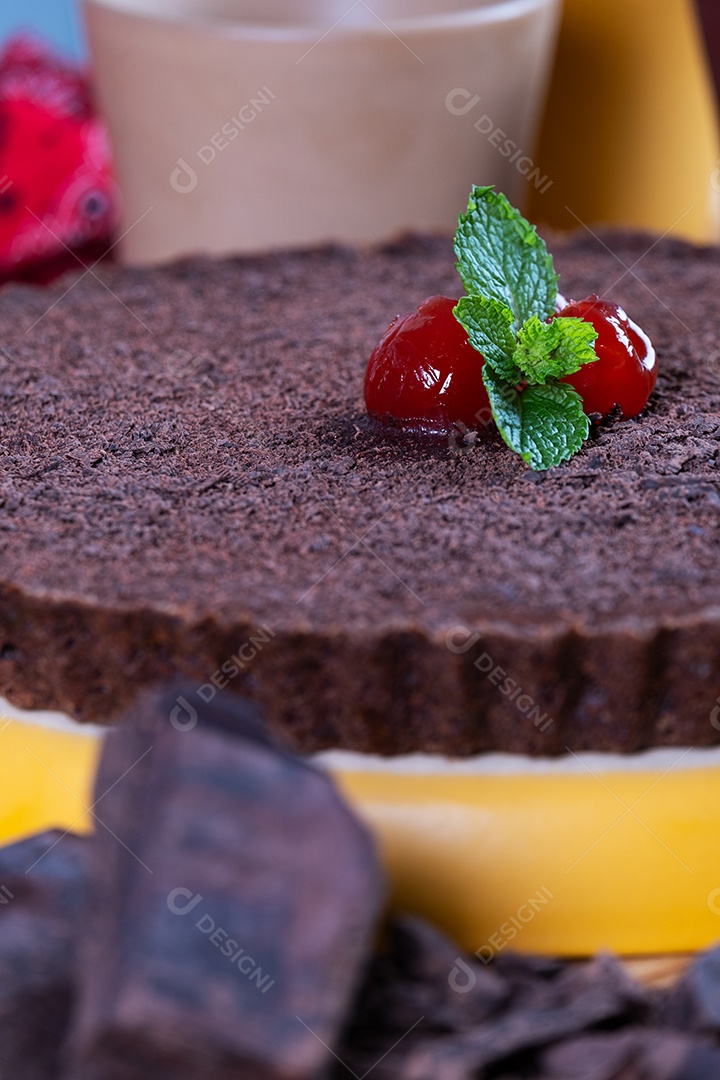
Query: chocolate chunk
xmin=545 ymin=1029 xmax=720 ymax=1080
xmin=338 ymin=916 xmax=508 ymax=1077
xmin=540 ymin=1029 xmax=647 ymax=1079
xmin=383 ymin=916 xmax=509 ymax=1028
xmin=403 ymin=955 xmax=647 ymax=1079
xmin=0 ymin=830 xmax=91 ymax=1080
xmin=676 ymin=1043 xmax=720 ymax=1080
xmin=490 ymin=950 xmax=567 ymax=1002
xmin=65 ymin=687 xmax=384 ymax=1080
xmin=343 ymin=952 xmax=647 ymax=1080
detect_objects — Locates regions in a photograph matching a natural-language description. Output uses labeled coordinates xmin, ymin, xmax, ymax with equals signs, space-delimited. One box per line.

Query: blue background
xmin=0 ymin=0 xmax=85 ymax=59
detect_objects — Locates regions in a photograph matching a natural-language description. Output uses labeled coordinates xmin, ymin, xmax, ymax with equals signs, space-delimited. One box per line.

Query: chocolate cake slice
xmin=1 ymin=230 xmax=719 ymax=754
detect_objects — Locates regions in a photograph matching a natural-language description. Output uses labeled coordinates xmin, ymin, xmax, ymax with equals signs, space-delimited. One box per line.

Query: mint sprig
xmin=453 ymin=186 xmax=599 ymax=471
xmin=454 ymin=185 xmax=558 ymax=328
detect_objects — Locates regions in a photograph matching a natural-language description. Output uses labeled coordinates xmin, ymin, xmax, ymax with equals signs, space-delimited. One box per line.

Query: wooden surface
xmin=622 ymin=953 xmax=694 ymax=989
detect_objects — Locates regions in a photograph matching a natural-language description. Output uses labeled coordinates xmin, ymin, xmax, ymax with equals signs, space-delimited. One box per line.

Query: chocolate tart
xmin=1 ymin=231 xmax=719 ymax=754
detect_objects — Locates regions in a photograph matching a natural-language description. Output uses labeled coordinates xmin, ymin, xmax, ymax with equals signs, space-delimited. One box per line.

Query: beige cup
xmin=83 ymin=0 xmax=561 ymax=264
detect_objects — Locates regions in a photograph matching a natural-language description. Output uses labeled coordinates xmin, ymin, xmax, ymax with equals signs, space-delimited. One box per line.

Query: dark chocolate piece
xmin=65 ymin=687 xmax=384 ymax=1080
xmin=539 ymin=1029 xmax=648 ymax=1080
xmin=2 ymin=232 xmax=720 ymax=753
xmin=386 ymin=916 xmax=509 ymax=1026
xmin=677 ymin=1043 xmax=720 ymax=1080
xmin=541 ymin=1029 xmax=720 ymax=1080
xmin=399 ymin=954 xmax=647 ymax=1077
xmin=338 ymin=915 xmax=508 ymax=1077
xmin=338 ymin=942 xmax=648 ymax=1080
xmin=0 ymin=830 xmax=91 ymax=1080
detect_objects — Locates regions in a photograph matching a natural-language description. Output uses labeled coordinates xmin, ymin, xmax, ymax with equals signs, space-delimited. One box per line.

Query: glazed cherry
xmin=556 ymin=295 xmax=657 ymax=418
xmin=364 ymin=295 xmax=490 ymax=436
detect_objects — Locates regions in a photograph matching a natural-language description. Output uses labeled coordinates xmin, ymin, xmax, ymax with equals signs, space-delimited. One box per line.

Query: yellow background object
xmin=0 ymin=722 xmax=100 ymax=846
xmin=529 ymin=0 xmax=720 ymax=242
xmin=3 ymin=722 xmax=720 ymax=957
xmin=332 ymin=762 xmax=720 ymax=958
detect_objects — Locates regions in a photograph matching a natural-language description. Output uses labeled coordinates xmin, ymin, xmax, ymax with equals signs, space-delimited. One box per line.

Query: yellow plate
xmin=3 ymin=721 xmax=719 ymax=958
xmin=322 ymin=751 xmax=720 ymax=958
xmin=0 ymin=721 xmax=100 ymax=846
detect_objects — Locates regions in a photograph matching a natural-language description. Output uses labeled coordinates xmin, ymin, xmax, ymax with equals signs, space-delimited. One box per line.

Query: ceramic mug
xmin=83 ymin=0 xmax=561 ymax=263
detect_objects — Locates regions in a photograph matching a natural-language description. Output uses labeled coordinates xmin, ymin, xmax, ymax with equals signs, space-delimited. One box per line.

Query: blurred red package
xmin=0 ymin=36 xmax=119 ymax=285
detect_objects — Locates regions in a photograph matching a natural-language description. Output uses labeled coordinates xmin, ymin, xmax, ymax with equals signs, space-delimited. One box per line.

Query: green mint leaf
xmin=517 ymin=383 xmax=590 ymax=469
xmin=450 ymin=185 xmax=593 ymax=469
xmin=453 ymin=295 xmax=520 ymax=383
xmin=483 ymin=367 xmax=590 ymax=471
xmin=482 ymin=366 xmax=524 ymax=456
xmin=514 ymin=316 xmax=599 ymax=385
xmin=454 ymin=186 xmax=559 ymax=328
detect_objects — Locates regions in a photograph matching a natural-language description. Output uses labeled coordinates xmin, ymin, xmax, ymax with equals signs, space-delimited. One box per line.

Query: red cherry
xmin=556 ymin=295 xmax=657 ymax=418
xmin=364 ymin=295 xmax=490 ymax=436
